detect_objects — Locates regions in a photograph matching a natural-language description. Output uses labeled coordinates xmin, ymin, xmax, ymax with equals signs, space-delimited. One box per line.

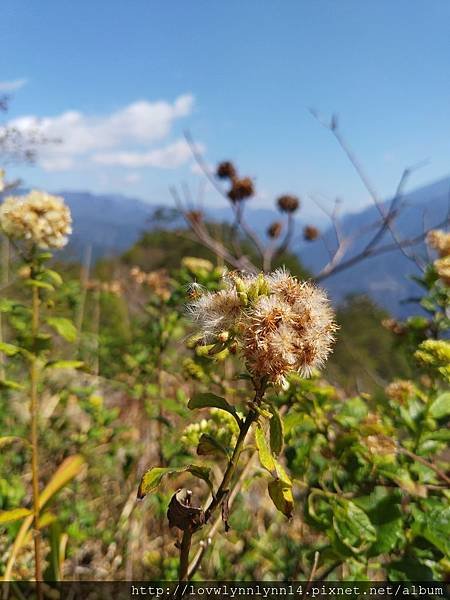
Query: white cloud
xmin=93 ymin=139 xmax=204 ymax=169
xmin=0 ymin=78 xmax=28 ymax=93
xmin=5 ymin=94 xmax=197 ymax=171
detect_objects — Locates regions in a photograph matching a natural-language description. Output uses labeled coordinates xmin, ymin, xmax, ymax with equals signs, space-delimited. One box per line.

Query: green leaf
xmin=46 ymin=360 xmax=84 ymax=370
xmin=188 ymin=393 xmax=241 ymax=426
xmin=354 ymin=488 xmax=403 ymax=556
xmin=0 ymin=508 xmax=32 ymax=525
xmin=0 ymin=299 xmax=21 ymax=313
xmin=0 ymin=379 xmax=25 ymax=390
xmin=197 ymin=434 xmax=229 ymax=458
xmin=137 ymin=464 xmax=214 ymax=499
xmin=269 ymin=405 xmax=283 ymax=456
xmin=331 ymin=498 xmax=377 ymax=553
xmin=255 ymin=425 xmax=275 ymax=473
xmin=46 ymin=317 xmax=77 ymax=343
xmin=411 ymin=505 xmax=450 ymax=555
xmin=25 ymin=279 xmax=54 ymax=291
xmin=268 ymin=478 xmax=294 ymax=519
xmin=43 ymin=269 xmax=63 ymax=287
xmin=0 ymin=342 xmax=22 ymax=356
xmin=428 ymin=392 xmax=450 ymax=419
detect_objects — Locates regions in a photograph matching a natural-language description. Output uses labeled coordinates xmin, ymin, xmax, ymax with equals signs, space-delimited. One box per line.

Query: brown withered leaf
xmin=167 ymin=489 xmax=205 ymax=532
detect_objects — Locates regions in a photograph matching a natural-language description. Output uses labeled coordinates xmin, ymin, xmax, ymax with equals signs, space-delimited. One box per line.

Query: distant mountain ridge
xmin=4 ymin=177 xmax=449 ymax=316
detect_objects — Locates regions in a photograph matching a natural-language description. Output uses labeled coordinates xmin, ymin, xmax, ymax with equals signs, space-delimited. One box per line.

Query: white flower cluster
xmin=0 ymin=190 xmax=72 ymax=249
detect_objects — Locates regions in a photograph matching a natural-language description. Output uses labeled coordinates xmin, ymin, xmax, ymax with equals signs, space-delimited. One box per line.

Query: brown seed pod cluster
xmin=277 ymin=194 xmax=300 ymax=214
xmin=215 ymin=160 xmax=255 ymax=203
xmin=267 ymin=221 xmax=283 ymax=239
xmin=303 ymin=225 xmax=319 ymax=241
xmin=227 ymin=176 xmax=254 ymax=203
xmin=216 ymin=161 xmax=237 ymax=180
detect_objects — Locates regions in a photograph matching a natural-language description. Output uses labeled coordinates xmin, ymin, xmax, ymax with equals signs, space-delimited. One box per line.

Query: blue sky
xmin=1 ymin=1 xmax=450 ymax=220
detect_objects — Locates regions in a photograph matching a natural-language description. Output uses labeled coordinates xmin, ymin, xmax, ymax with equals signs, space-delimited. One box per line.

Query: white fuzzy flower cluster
xmin=188 ymin=269 xmax=337 ymax=384
xmin=0 ymin=190 xmax=72 ymax=249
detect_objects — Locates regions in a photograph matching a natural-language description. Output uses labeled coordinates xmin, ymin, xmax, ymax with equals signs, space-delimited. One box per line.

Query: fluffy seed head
xmin=187 ymin=268 xmax=337 ymax=384
xmin=434 ymin=256 xmax=450 ymax=285
xmin=0 ymin=190 xmax=72 ymax=249
xmin=385 ymin=379 xmax=416 ymax=404
xmin=426 ymin=229 xmax=450 ymax=258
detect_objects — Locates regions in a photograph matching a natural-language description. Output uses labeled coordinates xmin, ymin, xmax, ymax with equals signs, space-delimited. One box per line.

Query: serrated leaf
xmin=269 ymin=405 xmax=283 ymax=456
xmin=0 ymin=508 xmax=32 ymax=525
xmin=137 ymin=464 xmax=214 ymax=499
xmin=268 ymin=478 xmax=294 ymax=519
xmin=255 ymin=425 xmax=275 ymax=473
xmin=188 ymin=393 xmax=241 ymax=427
xmin=428 ymin=392 xmax=450 ymax=419
xmin=197 ymin=433 xmax=229 ymax=458
xmin=46 ymin=317 xmax=77 ymax=343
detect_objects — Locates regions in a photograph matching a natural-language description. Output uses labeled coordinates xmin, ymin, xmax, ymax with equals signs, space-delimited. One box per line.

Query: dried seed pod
xmin=216 ymin=161 xmax=237 ymax=180
xmin=227 ymin=177 xmax=254 ymax=202
xmin=303 ymin=225 xmax=319 ymax=241
xmin=277 ymin=195 xmax=300 ymax=214
xmin=167 ymin=489 xmax=205 ymax=532
xmin=267 ymin=221 xmax=283 ymax=239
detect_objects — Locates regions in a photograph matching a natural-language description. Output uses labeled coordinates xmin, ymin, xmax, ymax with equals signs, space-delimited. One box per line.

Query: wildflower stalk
xmin=178 ymin=378 xmax=267 ymax=582
xmin=204 ymin=378 xmax=267 ymax=522
xmin=29 ymin=263 xmax=43 ymax=595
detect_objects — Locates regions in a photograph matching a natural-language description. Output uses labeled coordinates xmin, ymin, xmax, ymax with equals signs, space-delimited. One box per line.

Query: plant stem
xmin=205 ymin=381 xmax=266 ymax=522
xmin=177 ymin=379 xmax=267 ymax=583
xmin=30 ymin=281 xmax=43 ymax=597
xmin=178 ymin=529 xmax=193 ymax=583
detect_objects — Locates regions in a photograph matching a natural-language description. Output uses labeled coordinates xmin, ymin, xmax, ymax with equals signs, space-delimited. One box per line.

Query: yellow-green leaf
xmin=46 ymin=360 xmax=84 ymax=370
xmin=0 ymin=508 xmax=32 ymax=525
xmin=0 ymin=342 xmax=22 ymax=356
xmin=39 ymin=455 xmax=85 ymax=509
xmin=268 ymin=479 xmax=294 ymax=519
xmin=269 ymin=405 xmax=284 ymax=456
xmin=137 ymin=464 xmax=213 ymax=499
xmin=255 ymin=425 xmax=275 ymax=473
xmin=46 ymin=317 xmax=77 ymax=343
